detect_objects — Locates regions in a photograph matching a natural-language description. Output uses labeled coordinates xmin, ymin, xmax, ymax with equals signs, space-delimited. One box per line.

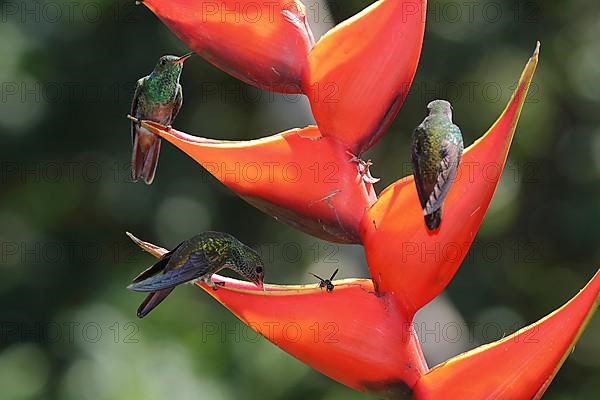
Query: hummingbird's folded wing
xmin=170 ymin=84 xmax=183 ymax=123
xmin=131 ymin=242 xmax=183 ymax=283
xmin=424 ymin=135 xmax=463 ymax=216
xmin=411 ymin=125 xmax=430 ymax=209
xmin=127 ymin=251 xmax=210 ymax=292
xmin=130 ymin=78 xmax=144 ymax=145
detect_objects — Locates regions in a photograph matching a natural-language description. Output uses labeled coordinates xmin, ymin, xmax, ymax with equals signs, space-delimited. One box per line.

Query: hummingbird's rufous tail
xmin=131 ymin=131 xmax=161 ymax=185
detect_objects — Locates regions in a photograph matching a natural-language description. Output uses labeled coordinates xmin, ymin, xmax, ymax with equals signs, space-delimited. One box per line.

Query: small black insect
xmin=309 ymin=268 xmax=339 ymax=293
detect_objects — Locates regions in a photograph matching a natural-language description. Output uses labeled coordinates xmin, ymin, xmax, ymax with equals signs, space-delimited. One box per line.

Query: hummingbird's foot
xmin=209 ymin=281 xmax=226 ymax=291
xmin=346 ymin=151 xmax=380 ymax=184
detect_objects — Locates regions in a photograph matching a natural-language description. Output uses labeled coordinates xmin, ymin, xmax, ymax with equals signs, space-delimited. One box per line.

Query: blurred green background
xmin=1 ymin=0 xmax=599 ymax=398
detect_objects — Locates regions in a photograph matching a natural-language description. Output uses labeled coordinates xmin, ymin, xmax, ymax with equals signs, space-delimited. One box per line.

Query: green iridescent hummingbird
xmin=127 ymin=231 xmax=265 ymax=318
xmin=411 ymin=100 xmax=464 ymax=231
xmin=130 ymin=53 xmax=192 ymax=184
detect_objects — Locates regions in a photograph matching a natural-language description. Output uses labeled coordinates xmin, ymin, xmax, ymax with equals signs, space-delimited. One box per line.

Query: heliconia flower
xmin=361 ymin=44 xmax=540 ymax=316
xmin=142 ymin=0 xmax=427 ymax=153
xmin=141 ymin=0 xmax=315 ymax=93
xmin=135 ymin=0 xmax=599 ymax=395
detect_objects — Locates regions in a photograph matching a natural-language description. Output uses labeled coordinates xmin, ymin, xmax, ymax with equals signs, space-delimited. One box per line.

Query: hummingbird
xmin=309 ymin=268 xmax=339 ymax=292
xmin=411 ymin=100 xmax=464 ymax=231
xmin=127 ymin=231 xmax=265 ymax=318
xmin=130 ymin=53 xmax=192 ymax=184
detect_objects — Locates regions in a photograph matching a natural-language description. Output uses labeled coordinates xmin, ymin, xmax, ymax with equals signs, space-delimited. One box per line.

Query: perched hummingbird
xmin=127 ymin=231 xmax=265 ymax=318
xmin=411 ymin=100 xmax=464 ymax=231
xmin=130 ymin=53 xmax=192 ymax=184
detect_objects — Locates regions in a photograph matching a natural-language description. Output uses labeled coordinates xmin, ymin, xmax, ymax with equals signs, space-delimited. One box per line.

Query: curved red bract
xmin=306 ymin=0 xmax=427 ymax=153
xmin=204 ymin=280 xmax=427 ymax=392
xmin=142 ymin=0 xmax=314 ymax=93
xmin=140 ymin=123 xmax=376 ymax=244
xmin=126 ymin=233 xmax=428 ymax=392
xmin=413 ymin=271 xmax=600 ymax=399
xmin=361 ymin=44 xmax=540 ymax=316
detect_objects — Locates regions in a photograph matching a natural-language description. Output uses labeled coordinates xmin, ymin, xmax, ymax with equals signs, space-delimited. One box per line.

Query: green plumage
xmin=169 ymin=232 xmax=233 ymax=270
xmin=137 ymin=63 xmax=182 ymax=109
xmin=128 ymin=231 xmax=265 ymax=318
xmin=411 ymin=100 xmax=464 ymax=231
xmin=130 ymin=54 xmax=190 ymax=185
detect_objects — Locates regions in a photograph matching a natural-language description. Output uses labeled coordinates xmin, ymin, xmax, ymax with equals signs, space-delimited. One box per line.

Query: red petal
xmin=139 ymin=123 xmax=376 ymax=243
xmin=127 ymin=232 xmax=427 ymax=393
xmin=305 ymin=0 xmax=426 ymax=153
xmin=413 ymin=270 xmax=600 ymax=399
xmin=142 ymin=0 xmax=314 ymax=93
xmin=361 ymin=43 xmax=540 ymax=314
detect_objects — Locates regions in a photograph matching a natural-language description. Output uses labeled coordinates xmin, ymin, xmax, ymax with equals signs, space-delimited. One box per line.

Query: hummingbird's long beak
xmin=171 ymin=52 xmax=194 ymax=65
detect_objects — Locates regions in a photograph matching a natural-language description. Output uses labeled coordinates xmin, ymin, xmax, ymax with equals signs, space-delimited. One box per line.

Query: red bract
xmin=140 ymin=123 xmax=376 ymax=243
xmin=361 ymin=44 xmax=540 ymax=316
xmin=142 ymin=0 xmax=314 ymax=93
xmin=132 ymin=0 xmax=600 ymax=397
xmin=414 ymin=271 xmax=600 ymax=399
xmin=128 ymin=232 xmax=428 ymax=392
xmin=305 ymin=0 xmax=426 ymax=153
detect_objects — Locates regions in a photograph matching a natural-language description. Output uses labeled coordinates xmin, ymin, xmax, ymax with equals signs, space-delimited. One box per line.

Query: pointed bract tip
xmin=140 ymin=120 xmax=169 ymax=133
xmin=126 ymin=231 xmax=141 ymax=244
xmin=533 ymin=41 xmax=541 ymax=58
